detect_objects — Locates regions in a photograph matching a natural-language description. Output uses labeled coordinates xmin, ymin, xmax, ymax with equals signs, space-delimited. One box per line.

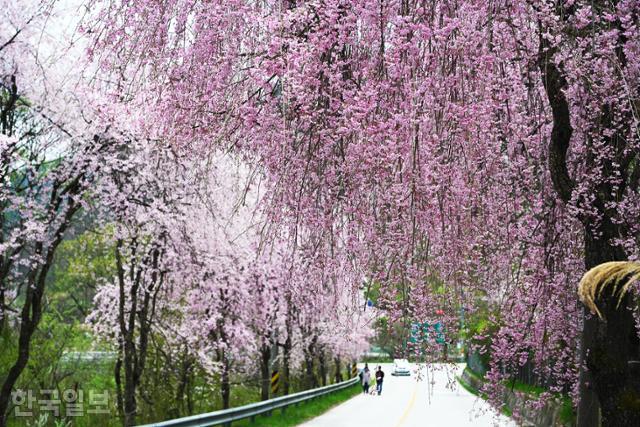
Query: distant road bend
xmin=300 ymin=363 xmax=515 ymax=427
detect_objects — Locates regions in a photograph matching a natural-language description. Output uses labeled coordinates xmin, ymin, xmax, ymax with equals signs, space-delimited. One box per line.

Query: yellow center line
xmin=394 ymin=383 xmax=418 ymax=427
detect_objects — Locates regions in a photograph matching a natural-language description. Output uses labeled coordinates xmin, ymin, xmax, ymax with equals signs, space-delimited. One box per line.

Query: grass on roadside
xmin=505 ymin=378 xmax=574 ymax=424
xmin=456 ymin=372 xmax=481 ymax=397
xmin=457 ymin=367 xmax=575 ymax=425
xmin=234 ymin=383 xmax=360 ymax=427
xmin=456 ymin=368 xmax=513 ymax=419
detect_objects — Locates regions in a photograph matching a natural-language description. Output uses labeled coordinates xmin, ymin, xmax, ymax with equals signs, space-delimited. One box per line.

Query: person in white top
xmin=361 ymin=365 xmax=371 ymax=394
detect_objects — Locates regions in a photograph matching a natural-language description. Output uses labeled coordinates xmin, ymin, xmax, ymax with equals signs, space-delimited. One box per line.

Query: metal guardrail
xmin=60 ymin=351 xmax=117 ymax=364
xmin=137 ymin=376 xmax=360 ymax=427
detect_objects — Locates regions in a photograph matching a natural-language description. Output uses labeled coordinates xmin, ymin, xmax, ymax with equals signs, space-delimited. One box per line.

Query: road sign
xmin=271 ymin=370 xmax=279 ymax=395
xmin=410 ymin=322 xmax=445 ymax=344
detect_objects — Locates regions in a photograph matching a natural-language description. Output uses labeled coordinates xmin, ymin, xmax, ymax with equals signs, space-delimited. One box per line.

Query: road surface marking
xmin=394 ymin=383 xmax=418 ymax=427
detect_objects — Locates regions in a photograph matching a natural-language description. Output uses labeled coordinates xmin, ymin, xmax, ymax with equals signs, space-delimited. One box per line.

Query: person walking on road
xmin=358 ymin=363 xmax=368 ymax=384
xmin=361 ymin=365 xmax=371 ymax=394
xmin=375 ymin=366 xmax=384 ymax=395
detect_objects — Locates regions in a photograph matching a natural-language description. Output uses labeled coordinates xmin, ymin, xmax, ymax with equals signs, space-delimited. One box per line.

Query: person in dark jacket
xmin=375 ymin=366 xmax=384 ymax=395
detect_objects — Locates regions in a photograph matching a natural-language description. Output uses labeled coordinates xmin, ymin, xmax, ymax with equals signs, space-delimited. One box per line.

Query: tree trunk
xmin=304 ymin=355 xmax=315 ymax=389
xmin=303 ymin=345 xmax=318 ymax=390
xmin=303 ymin=334 xmax=319 ymax=389
xmin=538 ymin=22 xmax=640 ymax=425
xmin=319 ymin=350 xmax=327 ymax=386
xmin=175 ymin=355 xmax=192 ymax=417
xmin=260 ymin=344 xmax=271 ymax=401
xmin=0 ymin=318 xmax=35 ymax=426
xmin=577 ymin=313 xmax=599 ymax=427
xmin=123 ymin=366 xmax=137 ymax=427
xmin=581 ymin=230 xmax=639 ymax=426
xmin=334 ymin=356 xmax=343 ymax=384
xmin=122 ymin=313 xmax=138 ymax=427
xmin=221 ymin=352 xmax=231 ymax=409
xmin=0 ymin=287 xmax=6 ymax=337
xmin=283 ymin=337 xmax=292 ymax=395
xmin=115 ymin=343 xmax=125 ymax=420
xmin=116 ymin=239 xmax=164 ymax=427
xmin=0 ymin=230 xmax=73 ymax=426
xmin=282 ymin=294 xmax=293 ymax=395
xmin=116 ymin=239 xmax=138 ymax=427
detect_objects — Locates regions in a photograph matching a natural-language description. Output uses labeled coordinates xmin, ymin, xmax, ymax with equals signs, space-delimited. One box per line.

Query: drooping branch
xmin=538 ymin=35 xmax=574 ymax=204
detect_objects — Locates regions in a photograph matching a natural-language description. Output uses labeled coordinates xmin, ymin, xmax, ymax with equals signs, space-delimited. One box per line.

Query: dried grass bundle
xmin=578 ymin=261 xmax=640 ymax=319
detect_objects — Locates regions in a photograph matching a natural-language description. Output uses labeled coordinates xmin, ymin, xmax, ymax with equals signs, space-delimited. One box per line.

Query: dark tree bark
xmin=211 ymin=289 xmax=234 ymax=410
xmin=282 ymin=332 xmax=292 ymax=395
xmin=175 ymin=353 xmax=193 ymax=416
xmin=280 ymin=292 xmax=294 ymax=395
xmin=0 ymin=173 xmax=84 ymax=425
xmin=318 ymin=349 xmax=327 ymax=386
xmin=115 ymin=340 xmax=125 ymax=419
xmin=304 ymin=355 xmax=317 ymax=390
xmin=334 ymin=356 xmax=343 ymax=384
xmin=303 ymin=335 xmax=319 ymax=389
xmin=539 ymin=10 xmax=640 ymax=425
xmin=116 ymin=237 xmax=165 ymax=427
xmin=260 ymin=344 xmax=271 ymax=400
xmin=220 ymin=351 xmax=231 ymax=410
xmin=0 ymin=66 xmax=121 ymax=427
xmin=0 ymin=76 xmax=19 ymax=341
xmin=539 ymin=49 xmax=597 ymax=427
xmin=581 ymin=231 xmax=639 ymax=426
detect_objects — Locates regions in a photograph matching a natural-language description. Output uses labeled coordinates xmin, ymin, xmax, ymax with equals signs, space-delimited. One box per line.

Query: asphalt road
xmin=299 ymin=363 xmax=515 ymax=427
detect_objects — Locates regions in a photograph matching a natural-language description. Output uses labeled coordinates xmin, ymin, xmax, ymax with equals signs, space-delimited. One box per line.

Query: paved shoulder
xmin=299 ymin=363 xmax=514 ymax=427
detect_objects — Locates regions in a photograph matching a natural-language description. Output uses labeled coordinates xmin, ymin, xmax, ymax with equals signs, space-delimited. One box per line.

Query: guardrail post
xmin=271 ymin=370 xmax=280 ymax=397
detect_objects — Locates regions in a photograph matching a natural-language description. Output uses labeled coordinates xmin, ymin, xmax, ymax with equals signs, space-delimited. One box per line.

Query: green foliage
xmin=362 ymin=279 xmax=380 ymax=305
xmin=558 ymin=397 xmax=576 ymax=426
xmin=134 ymin=341 xmax=221 ymax=424
xmin=3 ymin=316 xmax=118 ymax=427
xmin=2 ymin=225 xmax=118 ymax=426
xmin=456 ymin=373 xmax=481 ymax=397
xmin=371 ymin=316 xmax=409 ymax=358
xmin=4 ymin=221 xmax=360 ymax=426
xmin=462 ymin=296 xmax=502 ymax=373
xmin=47 ymin=227 xmax=116 ymax=321
xmin=463 ymin=366 xmax=484 ymax=383
xmin=506 ymin=380 xmax=547 ymax=396
xmin=361 ymin=355 xmax=394 ymax=363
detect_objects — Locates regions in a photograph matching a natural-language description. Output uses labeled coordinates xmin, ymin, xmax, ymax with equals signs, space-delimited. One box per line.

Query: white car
xmin=391 ymin=359 xmax=411 ymax=376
